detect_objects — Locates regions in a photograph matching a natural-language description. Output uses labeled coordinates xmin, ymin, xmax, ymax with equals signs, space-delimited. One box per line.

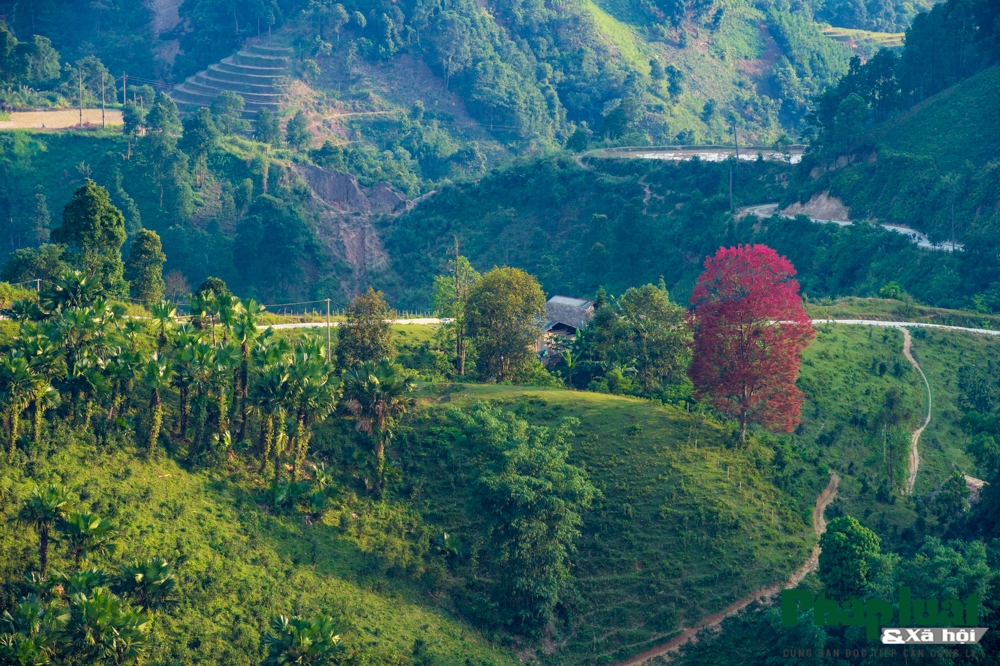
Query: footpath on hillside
xmin=900 ymin=328 xmax=932 ymax=494
xmin=615 ymin=474 xmax=840 ymax=666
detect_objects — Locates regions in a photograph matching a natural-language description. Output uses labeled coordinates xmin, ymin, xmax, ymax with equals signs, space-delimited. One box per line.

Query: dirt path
xmin=900 ymin=328 xmax=932 ymax=494
xmin=615 ymin=474 xmax=839 ymax=666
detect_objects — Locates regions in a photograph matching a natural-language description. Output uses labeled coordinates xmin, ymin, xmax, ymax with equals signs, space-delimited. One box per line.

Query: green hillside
xmin=0 ymin=435 xmax=519 ymax=665
xmin=874 ymin=66 xmax=1000 ymax=171
xmin=400 ymin=385 xmax=816 ymax=663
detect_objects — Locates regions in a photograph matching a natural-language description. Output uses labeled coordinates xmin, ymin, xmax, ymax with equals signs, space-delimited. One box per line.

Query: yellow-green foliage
xmin=0 ymin=431 xmax=518 ymax=665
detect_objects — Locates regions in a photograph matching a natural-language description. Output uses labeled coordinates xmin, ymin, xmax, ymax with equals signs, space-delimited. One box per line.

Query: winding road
xmin=740 ymin=203 xmax=962 ymax=253
xmin=900 ymin=328 xmax=932 ymax=495
xmin=614 ymin=474 xmax=840 ymax=666
xmin=611 ymin=318 xmax=976 ymax=664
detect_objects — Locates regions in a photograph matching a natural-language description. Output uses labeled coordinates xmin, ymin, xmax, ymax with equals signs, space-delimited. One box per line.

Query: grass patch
xmin=822 ymin=27 xmax=904 ymax=49
xmin=574 ymin=0 xmax=651 ymax=75
xmin=874 ymin=65 xmax=1000 ymax=171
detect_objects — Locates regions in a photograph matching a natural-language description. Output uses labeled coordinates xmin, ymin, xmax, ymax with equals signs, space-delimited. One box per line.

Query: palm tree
xmin=149 ymin=301 xmax=176 ymax=352
xmin=252 ymin=364 xmax=291 ymax=483
xmin=64 ymin=587 xmax=151 ymax=663
xmin=263 ymin=614 xmax=345 ymax=665
xmin=0 ymin=355 xmax=37 ymax=461
xmin=16 ymin=485 xmax=69 ymax=577
xmin=57 ymin=512 xmax=117 ymax=567
xmin=104 ymin=347 xmax=142 ymax=423
xmin=186 ymin=342 xmax=218 ymax=462
xmin=341 ymin=360 xmax=415 ymax=492
xmin=141 ymin=354 xmax=173 ymax=458
xmin=232 ymin=298 xmax=265 ymax=441
xmin=213 ymin=344 xmax=240 ymax=447
xmin=170 ymin=328 xmax=198 ymax=441
xmin=115 ymin=558 xmax=177 ymax=611
xmin=18 ymin=332 xmax=65 ymax=443
xmin=287 ymin=339 xmax=339 ymax=479
xmin=0 ymin=595 xmax=68 ymax=663
xmin=213 ymin=293 xmax=239 ymax=345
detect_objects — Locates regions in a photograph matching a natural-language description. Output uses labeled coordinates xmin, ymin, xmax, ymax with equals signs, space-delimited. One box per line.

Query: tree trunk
xmin=39 ymin=525 xmax=49 ymax=577
xmin=7 ymin=408 xmax=17 ymax=461
xmin=179 ymin=386 xmax=189 ymax=439
xmin=33 ymin=393 xmax=44 ymax=443
xmin=740 ymin=411 xmax=748 ymax=443
xmin=259 ymin=414 xmax=274 ymax=474
xmin=82 ymin=400 xmax=92 ymax=433
xmin=273 ymin=431 xmax=283 ymax=488
xmin=374 ymin=433 xmax=386 ymax=492
xmin=216 ymin=390 xmax=228 ymax=444
xmin=293 ymin=410 xmax=308 ymax=480
xmin=148 ymin=390 xmax=162 ymax=458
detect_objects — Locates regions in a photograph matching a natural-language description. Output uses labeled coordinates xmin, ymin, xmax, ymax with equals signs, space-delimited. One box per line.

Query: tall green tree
xmin=335 ymin=288 xmax=396 ymax=369
xmin=254 ymin=108 xmax=282 ymax=147
xmin=818 ymin=516 xmax=881 ymax=598
xmin=462 ymin=404 xmax=597 ymax=630
xmin=50 ymin=180 xmax=128 ymax=297
xmin=580 ymin=283 xmax=691 ymax=396
xmin=465 ymin=267 xmax=546 ymax=383
xmin=432 ymin=254 xmax=480 ymax=376
xmin=286 ymin=110 xmax=310 ymax=150
xmin=180 ymin=108 xmax=220 ymax=186
xmin=124 ymin=230 xmax=166 ymax=304
xmin=211 ymin=91 xmax=249 ymax=135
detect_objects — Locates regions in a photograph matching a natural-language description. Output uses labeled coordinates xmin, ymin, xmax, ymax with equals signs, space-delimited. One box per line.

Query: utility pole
xmin=35 ymin=278 xmax=40 ymax=293
xmin=729 ymin=166 xmax=734 ymax=215
xmin=78 ymin=70 xmax=84 ymax=128
xmin=122 ymin=72 xmax=126 ymax=106
xmin=951 ymin=202 xmax=956 ymax=250
xmin=326 ymin=298 xmax=332 ymax=363
xmin=101 ymin=71 xmax=106 ymax=128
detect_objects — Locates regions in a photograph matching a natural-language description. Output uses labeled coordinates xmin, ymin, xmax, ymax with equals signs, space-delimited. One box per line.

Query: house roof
xmin=545 ymin=295 xmax=594 ymax=332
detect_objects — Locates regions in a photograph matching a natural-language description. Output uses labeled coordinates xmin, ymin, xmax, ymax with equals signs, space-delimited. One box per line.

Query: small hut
xmin=536 ymin=295 xmax=594 ymax=362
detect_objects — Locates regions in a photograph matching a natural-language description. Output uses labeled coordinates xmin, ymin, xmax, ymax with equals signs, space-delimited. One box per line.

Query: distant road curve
xmin=742 ymin=203 xmax=963 ymax=253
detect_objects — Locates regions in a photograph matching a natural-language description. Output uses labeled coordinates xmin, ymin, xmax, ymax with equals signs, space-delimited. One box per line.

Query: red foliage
xmin=688 ymin=245 xmax=815 ymax=439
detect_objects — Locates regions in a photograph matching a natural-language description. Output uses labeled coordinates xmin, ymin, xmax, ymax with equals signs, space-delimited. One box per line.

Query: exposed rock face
xmin=782 ymin=191 xmax=851 ymax=222
xmin=295 ymin=165 xmax=373 ymax=213
xmin=293 ymin=164 xmax=413 ymax=297
xmin=293 ymin=165 xmax=410 ymax=215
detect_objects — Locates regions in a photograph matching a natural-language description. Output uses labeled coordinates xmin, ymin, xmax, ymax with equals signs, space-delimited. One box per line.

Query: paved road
xmin=586 ymin=146 xmax=805 ymax=164
xmin=266 ymin=318 xmax=445 ymax=330
xmin=741 ymin=203 xmax=962 ymax=252
xmin=812 ymin=318 xmax=998 ymax=335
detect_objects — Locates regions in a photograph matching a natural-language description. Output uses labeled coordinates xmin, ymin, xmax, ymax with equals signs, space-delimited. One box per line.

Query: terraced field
xmin=169 ymin=42 xmax=292 ymax=121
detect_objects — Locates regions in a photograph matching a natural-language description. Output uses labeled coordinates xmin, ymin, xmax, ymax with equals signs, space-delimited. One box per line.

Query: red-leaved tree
xmin=688 ymin=245 xmax=815 ymax=441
